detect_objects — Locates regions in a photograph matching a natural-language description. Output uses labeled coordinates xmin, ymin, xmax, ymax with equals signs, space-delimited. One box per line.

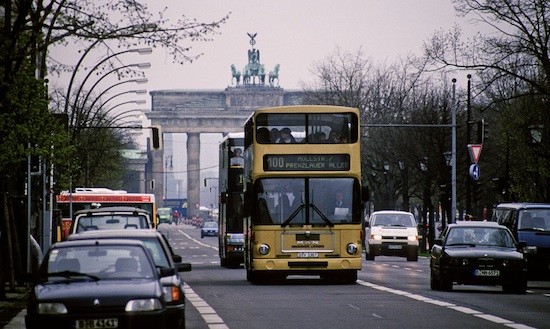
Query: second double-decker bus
xmin=243 ymin=105 xmax=368 ymax=284
xmin=55 ymin=187 xmax=157 ymax=241
xmin=218 ymin=132 xmax=246 ymax=268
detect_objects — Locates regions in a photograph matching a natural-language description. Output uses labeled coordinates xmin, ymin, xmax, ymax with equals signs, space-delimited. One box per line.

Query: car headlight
xmin=346 ymin=243 xmax=358 ymax=255
xmin=258 ymin=244 xmax=270 ymax=255
xmin=371 ymin=234 xmax=382 ymax=240
xmin=407 ymin=235 xmax=417 ymax=242
xmin=524 ymin=246 xmax=537 ymax=254
xmin=163 ymin=285 xmax=182 ymax=302
xmin=38 ymin=302 xmax=68 ymax=314
xmin=125 ymin=299 xmax=163 ymax=312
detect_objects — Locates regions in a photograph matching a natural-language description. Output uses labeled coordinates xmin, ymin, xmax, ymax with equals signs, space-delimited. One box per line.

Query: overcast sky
xmin=144 ymin=0 xmax=479 ymax=91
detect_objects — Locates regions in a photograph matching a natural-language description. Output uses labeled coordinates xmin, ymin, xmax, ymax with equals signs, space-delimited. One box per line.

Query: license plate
xmin=474 ymin=269 xmax=500 ymax=277
xmin=388 ymin=245 xmax=402 ymax=250
xmin=297 ymin=252 xmax=319 ymax=258
xmin=76 ymin=318 xmax=118 ymax=328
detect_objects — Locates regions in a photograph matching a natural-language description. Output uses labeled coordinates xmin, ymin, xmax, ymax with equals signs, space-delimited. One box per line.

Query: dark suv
xmin=492 ymin=202 xmax=550 ymax=279
xmin=68 ymin=229 xmax=191 ymax=329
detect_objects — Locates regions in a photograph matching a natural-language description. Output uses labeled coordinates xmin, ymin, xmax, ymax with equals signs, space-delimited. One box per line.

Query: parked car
xmin=365 ymin=210 xmax=419 ymax=261
xmin=68 ymin=229 xmax=192 ymax=329
xmin=25 ymin=239 xmax=174 ymax=329
xmin=430 ymin=221 xmax=527 ymax=293
xmin=491 ymin=202 xmax=550 ymax=279
xmin=201 ymin=221 xmax=218 ymax=238
xmin=71 ymin=206 xmax=153 ymax=236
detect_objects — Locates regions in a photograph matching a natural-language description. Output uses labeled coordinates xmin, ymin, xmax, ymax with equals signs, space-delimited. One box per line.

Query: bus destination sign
xmin=264 ymin=154 xmax=350 ymax=171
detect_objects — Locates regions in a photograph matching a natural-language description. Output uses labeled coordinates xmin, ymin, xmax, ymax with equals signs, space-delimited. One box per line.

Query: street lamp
xmin=108 ymin=111 xmax=145 ymax=126
xmin=65 ymin=46 xmax=152 ymax=115
xmin=80 ymin=70 xmax=149 ymax=115
xmin=165 ymin=155 xmax=173 ymax=202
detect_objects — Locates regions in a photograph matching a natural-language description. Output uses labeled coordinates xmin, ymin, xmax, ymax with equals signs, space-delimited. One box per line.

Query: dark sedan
xmin=25 ymin=239 xmax=174 ymax=329
xmin=430 ymin=221 xmax=527 ymax=293
xmin=68 ymin=229 xmax=192 ymax=329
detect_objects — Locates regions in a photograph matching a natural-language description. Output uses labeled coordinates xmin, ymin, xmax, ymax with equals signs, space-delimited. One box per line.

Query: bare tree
xmin=302 ymin=48 xmax=462 ymax=212
xmin=423 ymin=0 xmax=550 ymax=201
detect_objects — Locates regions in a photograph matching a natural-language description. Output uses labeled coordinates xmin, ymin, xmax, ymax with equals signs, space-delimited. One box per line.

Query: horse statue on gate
xmin=230 ymin=64 xmax=241 ymax=86
xmin=269 ymin=64 xmax=280 ymax=87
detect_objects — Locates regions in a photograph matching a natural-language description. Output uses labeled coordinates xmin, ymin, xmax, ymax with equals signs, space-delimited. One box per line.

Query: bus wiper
xmin=281 ymin=204 xmax=305 ymax=227
xmin=310 ymin=204 xmax=334 ymax=227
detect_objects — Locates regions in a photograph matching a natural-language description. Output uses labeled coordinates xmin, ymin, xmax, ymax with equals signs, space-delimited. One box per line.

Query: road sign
xmin=467 ymin=144 xmax=483 ymax=164
xmin=469 ymin=164 xmax=480 ymax=180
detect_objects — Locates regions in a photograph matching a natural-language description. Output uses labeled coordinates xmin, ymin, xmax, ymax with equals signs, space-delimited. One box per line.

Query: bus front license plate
xmin=297 ymin=252 xmax=318 ymax=258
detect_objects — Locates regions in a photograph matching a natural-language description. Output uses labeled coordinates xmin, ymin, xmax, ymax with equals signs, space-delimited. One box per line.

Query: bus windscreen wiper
xmin=281 ymin=204 xmax=305 ymax=227
xmin=309 ymin=203 xmax=334 ymax=227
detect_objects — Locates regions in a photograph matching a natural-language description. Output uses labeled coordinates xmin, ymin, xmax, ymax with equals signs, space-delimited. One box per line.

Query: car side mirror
xmin=172 ymin=254 xmax=182 ymax=263
xmin=516 ymin=241 xmax=526 ymax=252
xmin=159 ymin=267 xmax=176 ymax=277
xmin=434 ymin=238 xmax=443 ymax=246
xmin=176 ymin=262 xmax=192 ymax=272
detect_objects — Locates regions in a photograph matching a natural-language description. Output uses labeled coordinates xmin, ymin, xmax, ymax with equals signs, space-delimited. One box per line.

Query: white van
xmin=365 ymin=210 xmax=419 ymax=261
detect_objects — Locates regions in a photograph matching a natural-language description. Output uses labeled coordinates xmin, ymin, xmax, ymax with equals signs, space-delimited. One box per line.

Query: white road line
xmin=179 ymin=229 xmax=219 ymax=251
xmin=185 ymin=284 xmax=229 ymax=329
xmin=357 ymin=280 xmax=537 ymax=329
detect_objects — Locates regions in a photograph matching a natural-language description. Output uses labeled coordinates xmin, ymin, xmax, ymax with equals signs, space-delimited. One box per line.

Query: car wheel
xmin=365 ymin=247 xmax=375 ymax=260
xmin=502 ymin=281 xmax=527 ymax=294
xmin=201 ymin=233 xmax=204 ymax=238
xmin=440 ymin=275 xmax=453 ymax=291
xmin=407 ymin=251 xmax=418 ymax=262
xmin=430 ymin=269 xmax=440 ymax=290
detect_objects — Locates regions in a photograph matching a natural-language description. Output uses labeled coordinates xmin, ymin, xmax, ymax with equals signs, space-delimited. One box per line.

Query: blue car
xmin=201 ymin=221 xmax=219 ymax=238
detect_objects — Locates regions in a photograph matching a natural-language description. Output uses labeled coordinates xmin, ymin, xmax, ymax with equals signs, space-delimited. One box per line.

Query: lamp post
xmin=65 ymin=46 xmax=152 ymax=116
xmin=443 ymin=151 xmax=453 ymax=227
xmin=78 ymin=65 xmax=149 ymax=115
xmin=107 ymin=109 xmax=146 ymax=125
xmin=165 ymin=155 xmax=173 ymax=204
xmin=420 ymin=158 xmax=430 ymax=251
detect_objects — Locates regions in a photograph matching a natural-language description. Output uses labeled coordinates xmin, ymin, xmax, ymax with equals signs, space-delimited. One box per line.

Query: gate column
xmin=187 ymin=132 xmax=201 ymax=218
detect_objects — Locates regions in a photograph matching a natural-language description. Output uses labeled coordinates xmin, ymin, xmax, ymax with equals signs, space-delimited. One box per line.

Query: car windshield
xmin=44 ymin=245 xmax=155 ymax=281
xmin=445 ymin=227 xmax=516 ymax=247
xmin=75 ymin=214 xmax=150 ymax=232
xmin=372 ymin=214 xmax=415 ymax=227
xmin=203 ymin=222 xmax=217 ymax=228
xmin=518 ymin=210 xmax=550 ymax=231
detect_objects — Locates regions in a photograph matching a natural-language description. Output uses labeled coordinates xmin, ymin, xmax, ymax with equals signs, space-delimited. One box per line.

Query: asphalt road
xmin=4 ymin=223 xmax=550 ymax=329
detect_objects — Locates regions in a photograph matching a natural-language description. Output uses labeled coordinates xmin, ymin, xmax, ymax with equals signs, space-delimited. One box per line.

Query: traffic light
xmin=150 ymin=126 xmax=162 ymax=150
xmin=477 ymin=119 xmax=488 ymax=144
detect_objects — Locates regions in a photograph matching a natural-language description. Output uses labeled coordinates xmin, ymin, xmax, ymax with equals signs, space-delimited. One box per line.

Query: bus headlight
xmin=258 ymin=244 xmax=270 ymax=255
xmin=346 ymin=243 xmax=358 ymax=255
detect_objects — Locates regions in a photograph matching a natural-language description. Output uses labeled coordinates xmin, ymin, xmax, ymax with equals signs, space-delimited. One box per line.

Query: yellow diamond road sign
xmin=467 ymin=144 xmax=483 ymax=164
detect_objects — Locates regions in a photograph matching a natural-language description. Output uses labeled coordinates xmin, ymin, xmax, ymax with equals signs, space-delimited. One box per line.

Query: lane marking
xmin=185 ymin=283 xmax=228 ymax=329
xmin=357 ymin=280 xmax=536 ymax=329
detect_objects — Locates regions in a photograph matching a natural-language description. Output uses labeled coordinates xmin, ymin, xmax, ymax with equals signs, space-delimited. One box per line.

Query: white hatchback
xmin=365 ymin=210 xmax=419 ymax=261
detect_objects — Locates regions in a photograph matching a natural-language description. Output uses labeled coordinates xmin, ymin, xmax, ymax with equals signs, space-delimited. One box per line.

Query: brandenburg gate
xmin=145 ymin=34 xmax=306 ymax=217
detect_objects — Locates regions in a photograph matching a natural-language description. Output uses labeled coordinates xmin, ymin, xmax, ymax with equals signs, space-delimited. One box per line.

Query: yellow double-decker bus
xmin=243 ymin=105 xmax=368 ymax=284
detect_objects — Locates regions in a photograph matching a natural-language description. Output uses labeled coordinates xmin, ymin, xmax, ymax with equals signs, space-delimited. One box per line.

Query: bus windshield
xmin=255 ymin=112 xmax=358 ymax=144
xmin=254 ymin=177 xmax=358 ymax=226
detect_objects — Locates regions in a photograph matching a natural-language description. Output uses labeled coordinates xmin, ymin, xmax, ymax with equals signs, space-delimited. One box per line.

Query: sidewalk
xmin=0 ymin=286 xmax=28 ymax=329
